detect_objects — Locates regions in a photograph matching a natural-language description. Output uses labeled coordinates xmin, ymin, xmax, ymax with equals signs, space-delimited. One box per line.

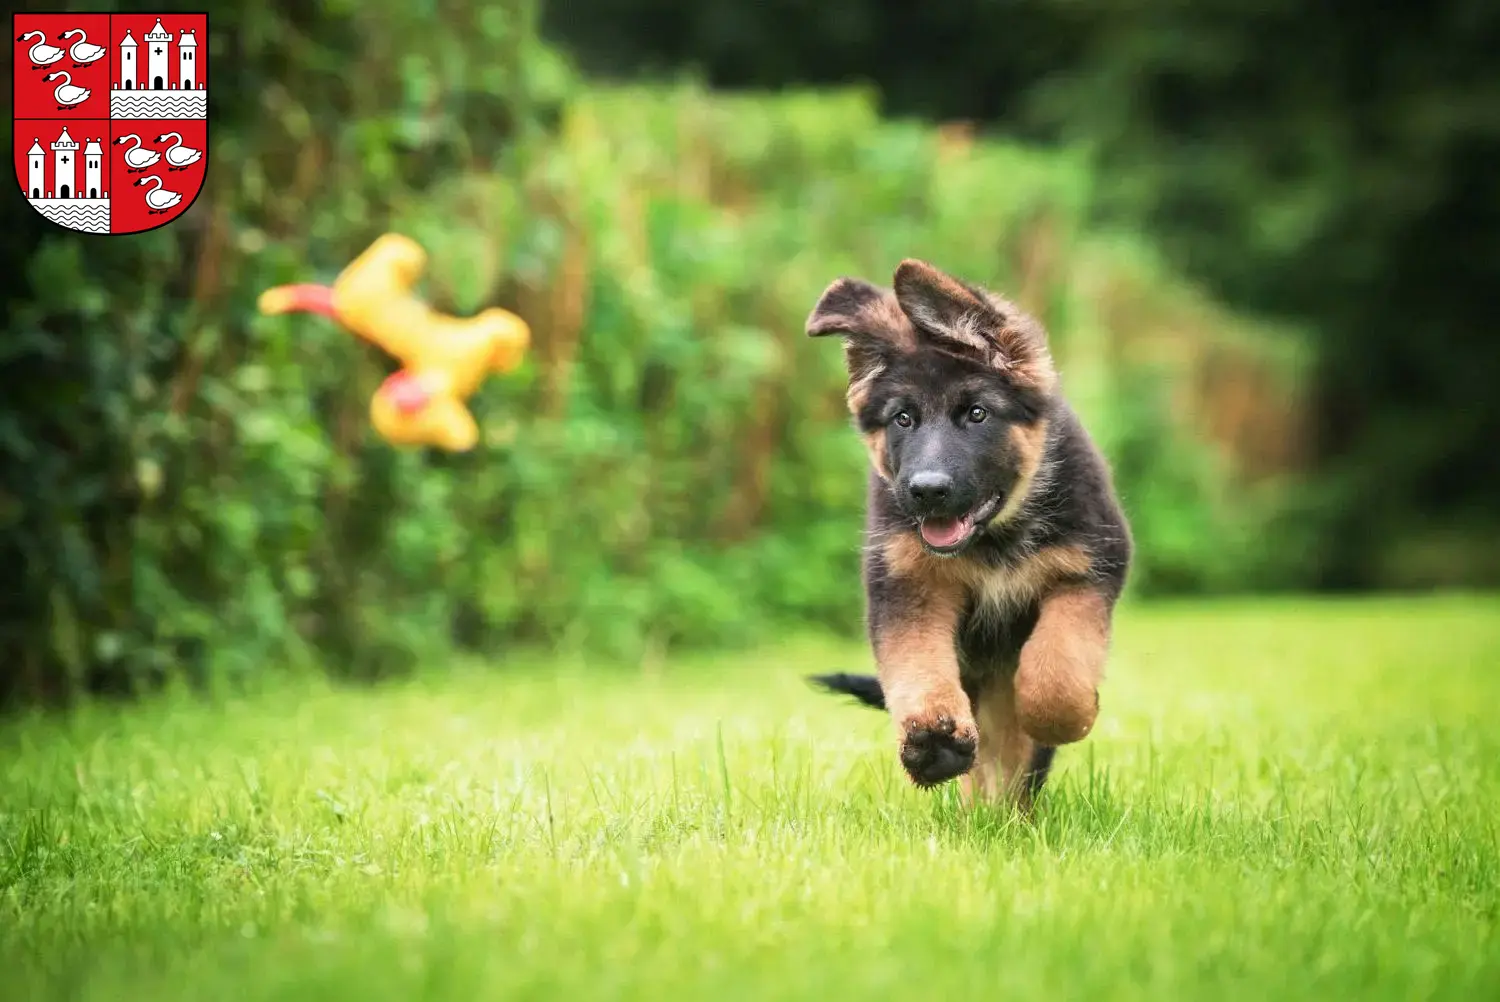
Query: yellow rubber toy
xmin=258 ymin=234 xmax=531 ymax=451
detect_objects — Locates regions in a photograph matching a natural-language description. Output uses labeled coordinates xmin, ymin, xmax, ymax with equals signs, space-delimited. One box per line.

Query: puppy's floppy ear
xmin=806 ymin=277 xmax=907 ymax=385
xmin=892 ymin=260 xmax=991 ymax=346
xmin=892 ymin=258 xmax=1055 ymax=393
xmin=806 ymin=277 xmax=886 ymax=337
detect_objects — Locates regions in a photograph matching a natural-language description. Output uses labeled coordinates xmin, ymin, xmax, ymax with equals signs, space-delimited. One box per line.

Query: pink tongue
xmin=920 ymin=518 xmax=968 ymax=548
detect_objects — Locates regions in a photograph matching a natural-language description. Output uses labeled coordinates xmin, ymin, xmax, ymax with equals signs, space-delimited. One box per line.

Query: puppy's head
xmin=807 ymin=259 xmax=1057 ymax=555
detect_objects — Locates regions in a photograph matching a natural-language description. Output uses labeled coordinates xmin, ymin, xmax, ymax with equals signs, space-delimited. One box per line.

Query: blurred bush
xmin=1 ymin=0 xmax=1311 ymax=706
xmin=544 ymin=0 xmax=1500 ymax=592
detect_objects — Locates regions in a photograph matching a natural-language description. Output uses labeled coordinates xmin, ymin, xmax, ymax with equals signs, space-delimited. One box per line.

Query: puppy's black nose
xmin=905 ymin=471 xmax=953 ymax=505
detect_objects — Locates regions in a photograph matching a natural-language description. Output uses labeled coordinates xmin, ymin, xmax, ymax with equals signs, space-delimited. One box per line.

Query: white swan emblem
xmin=41 ymin=71 xmax=90 ymax=109
xmin=114 ymin=134 xmax=162 ymax=170
xmin=59 ymin=29 xmax=106 ymax=66
xmin=155 ymin=132 xmax=202 ymax=170
xmin=135 ymin=175 xmax=182 ymax=213
xmin=17 ymin=31 xmax=65 ymax=68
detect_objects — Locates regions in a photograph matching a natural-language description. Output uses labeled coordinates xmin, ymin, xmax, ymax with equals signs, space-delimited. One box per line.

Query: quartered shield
xmin=14 ymin=10 xmax=208 ymax=234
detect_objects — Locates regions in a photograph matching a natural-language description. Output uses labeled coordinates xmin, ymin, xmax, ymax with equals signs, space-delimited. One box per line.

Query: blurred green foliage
xmin=2 ymin=0 xmax=1310 ymax=706
xmin=546 ymin=0 xmax=1500 ymax=590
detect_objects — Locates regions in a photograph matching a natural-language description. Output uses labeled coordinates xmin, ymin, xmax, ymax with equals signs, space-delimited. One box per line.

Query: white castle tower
xmin=178 ymin=29 xmax=197 ymax=89
xmin=84 ymin=138 xmax=104 ymax=198
xmin=27 ymin=140 xmax=45 ymax=198
xmin=119 ymin=30 xmax=137 ymax=89
xmin=52 ymin=127 xmax=79 ymax=199
xmin=144 ymin=19 xmax=172 ymax=90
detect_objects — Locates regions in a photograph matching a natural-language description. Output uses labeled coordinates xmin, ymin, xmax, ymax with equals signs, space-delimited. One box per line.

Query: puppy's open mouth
xmin=917 ymin=496 xmax=1002 ymax=554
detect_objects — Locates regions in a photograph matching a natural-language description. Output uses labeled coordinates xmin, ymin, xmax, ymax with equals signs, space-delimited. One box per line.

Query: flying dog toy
xmin=257 ymin=234 xmax=531 ymax=451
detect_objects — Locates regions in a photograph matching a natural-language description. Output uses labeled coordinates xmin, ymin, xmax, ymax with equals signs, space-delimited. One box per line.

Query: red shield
xmin=13 ymin=11 xmax=207 ymax=235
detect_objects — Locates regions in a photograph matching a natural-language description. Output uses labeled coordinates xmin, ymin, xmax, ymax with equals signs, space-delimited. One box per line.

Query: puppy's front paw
xmin=1014 ymin=659 xmax=1100 ymax=746
xmin=898 ymin=713 xmax=978 ymax=788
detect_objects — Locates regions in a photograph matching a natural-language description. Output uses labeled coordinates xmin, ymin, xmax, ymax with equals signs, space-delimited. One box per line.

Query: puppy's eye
xmin=968 ymin=406 xmax=987 ymax=424
xmin=893 ymin=411 xmax=913 ymax=429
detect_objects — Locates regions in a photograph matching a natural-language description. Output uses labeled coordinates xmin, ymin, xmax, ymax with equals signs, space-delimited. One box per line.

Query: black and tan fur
xmin=807 ymin=259 xmax=1132 ymax=811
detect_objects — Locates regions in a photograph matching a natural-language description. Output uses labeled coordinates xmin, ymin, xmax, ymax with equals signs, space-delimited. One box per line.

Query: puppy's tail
xmin=807 ymin=672 xmax=885 ymax=710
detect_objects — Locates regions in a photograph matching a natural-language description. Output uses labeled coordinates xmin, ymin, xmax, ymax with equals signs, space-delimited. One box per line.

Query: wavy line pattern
xmin=30 ymin=201 xmax=110 ymax=233
xmin=110 ymin=93 xmax=208 ymax=120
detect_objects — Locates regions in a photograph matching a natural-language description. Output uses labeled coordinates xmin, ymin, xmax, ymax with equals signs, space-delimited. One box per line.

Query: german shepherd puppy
xmin=806 ymin=259 xmax=1132 ymax=809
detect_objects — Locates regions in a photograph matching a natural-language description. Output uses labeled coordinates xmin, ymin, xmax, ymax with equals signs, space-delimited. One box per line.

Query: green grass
xmin=4 ymin=596 xmax=1499 ymax=1001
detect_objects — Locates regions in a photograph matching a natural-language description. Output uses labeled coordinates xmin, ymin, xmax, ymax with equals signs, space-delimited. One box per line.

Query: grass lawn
xmin=4 ymin=595 xmax=1499 ymax=1000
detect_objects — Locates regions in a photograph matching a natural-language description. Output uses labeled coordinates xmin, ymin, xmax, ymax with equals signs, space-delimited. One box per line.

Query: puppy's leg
xmin=1014 ymin=587 xmax=1114 ymax=746
xmin=962 ymin=676 xmax=1054 ymax=813
xmin=869 ymin=576 xmax=976 ymax=788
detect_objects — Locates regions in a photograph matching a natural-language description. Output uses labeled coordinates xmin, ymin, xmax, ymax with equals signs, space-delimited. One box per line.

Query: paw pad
xmin=899 ymin=716 xmax=977 ymax=788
